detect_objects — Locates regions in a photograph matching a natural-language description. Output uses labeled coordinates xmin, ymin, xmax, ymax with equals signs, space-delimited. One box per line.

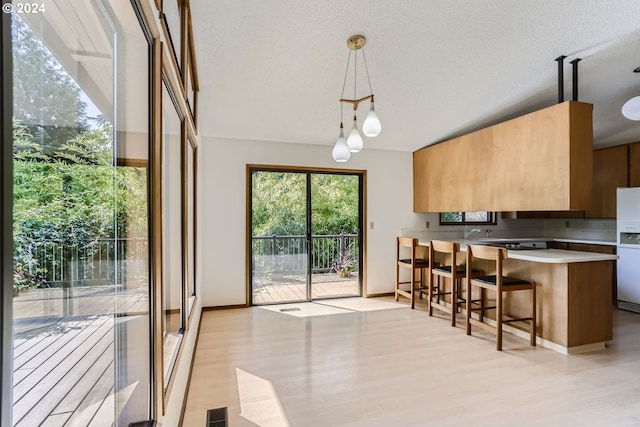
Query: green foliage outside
xmin=440 ymin=212 xmax=463 ymax=223
xmin=12 ymin=15 xmax=147 ymax=292
xmin=251 ymin=171 xmax=359 ymax=236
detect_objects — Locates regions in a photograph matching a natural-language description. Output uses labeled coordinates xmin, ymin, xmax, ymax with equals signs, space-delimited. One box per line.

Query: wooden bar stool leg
xmin=410 ymin=268 xmax=415 ymax=309
xmin=479 ymin=288 xmax=485 ymax=322
xmin=496 ymin=289 xmax=503 ymax=351
xmin=428 ymin=271 xmax=434 ymax=316
xmin=466 ymin=278 xmax=472 ymax=335
xmin=451 ymin=277 xmax=456 ymax=327
xmin=395 ymin=262 xmax=399 ymax=302
xmin=531 ymin=283 xmax=537 ymax=346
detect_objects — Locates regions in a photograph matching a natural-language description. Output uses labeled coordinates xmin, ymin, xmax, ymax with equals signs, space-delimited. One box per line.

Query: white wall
xmin=199 ymin=136 xmax=429 ymax=306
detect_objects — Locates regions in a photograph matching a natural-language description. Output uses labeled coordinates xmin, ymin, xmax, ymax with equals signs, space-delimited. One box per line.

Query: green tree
xmin=251 ymin=171 xmax=359 ymax=236
xmin=11 ymin=14 xmax=148 ymax=292
xmin=12 ymin=13 xmax=88 ymax=156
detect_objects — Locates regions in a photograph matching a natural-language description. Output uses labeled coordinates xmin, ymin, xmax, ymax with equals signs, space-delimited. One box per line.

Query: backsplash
xmin=400 ymin=215 xmax=616 ymax=244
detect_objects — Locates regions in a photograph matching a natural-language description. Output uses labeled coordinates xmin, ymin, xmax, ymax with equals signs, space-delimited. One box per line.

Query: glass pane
xmin=186 ymin=42 xmax=196 ymax=117
xmin=251 ymin=171 xmax=308 ymax=304
xmin=465 ymin=211 xmax=489 ymax=222
xmin=11 ymin=2 xmax=150 ymax=424
xmin=163 ymin=0 xmax=181 ymax=73
xmin=186 ymin=141 xmax=196 ymax=313
xmin=162 ymin=81 xmax=183 ymax=386
xmin=113 ymin=0 xmax=151 ymax=423
xmin=441 ymin=212 xmax=463 ymax=223
xmin=311 ymin=174 xmax=360 ymax=298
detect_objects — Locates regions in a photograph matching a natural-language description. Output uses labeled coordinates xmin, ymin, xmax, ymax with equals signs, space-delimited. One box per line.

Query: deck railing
xmin=13 ymin=237 xmax=149 ymax=288
xmin=14 ymin=233 xmax=356 ymax=288
xmin=252 ymin=233 xmax=359 ymax=276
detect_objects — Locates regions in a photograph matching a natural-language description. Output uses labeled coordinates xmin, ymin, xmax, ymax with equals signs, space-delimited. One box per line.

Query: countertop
xmin=551 ymin=238 xmax=617 ymax=246
xmin=418 ymin=240 xmax=619 ymax=264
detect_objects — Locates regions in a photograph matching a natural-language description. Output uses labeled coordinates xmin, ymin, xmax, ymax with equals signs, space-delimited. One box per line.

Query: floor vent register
xmin=207 ymin=407 xmax=228 ymax=427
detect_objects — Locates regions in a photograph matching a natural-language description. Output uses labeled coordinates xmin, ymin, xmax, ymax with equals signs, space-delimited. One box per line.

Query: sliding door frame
xmin=1 ymin=4 xmax=13 ymax=425
xmin=245 ymin=164 xmax=368 ymax=305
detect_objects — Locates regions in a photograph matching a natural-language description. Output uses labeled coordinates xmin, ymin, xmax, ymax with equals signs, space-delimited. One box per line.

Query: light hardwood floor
xmin=183 ymin=297 xmax=640 ymax=427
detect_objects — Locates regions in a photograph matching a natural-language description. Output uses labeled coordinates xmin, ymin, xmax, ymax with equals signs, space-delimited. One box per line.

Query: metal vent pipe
xmin=570 ymin=58 xmax=582 ymax=101
xmin=555 ymin=55 xmax=567 ymax=103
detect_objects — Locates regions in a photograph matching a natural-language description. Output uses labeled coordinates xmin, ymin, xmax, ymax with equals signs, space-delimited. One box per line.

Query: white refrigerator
xmin=617 ymin=187 xmax=640 ymax=313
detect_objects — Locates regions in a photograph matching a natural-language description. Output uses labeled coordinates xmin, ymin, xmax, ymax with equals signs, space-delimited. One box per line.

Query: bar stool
xmin=427 ymin=240 xmax=483 ymax=326
xmin=395 ymin=237 xmax=430 ymax=309
xmin=465 ymin=244 xmax=537 ymax=351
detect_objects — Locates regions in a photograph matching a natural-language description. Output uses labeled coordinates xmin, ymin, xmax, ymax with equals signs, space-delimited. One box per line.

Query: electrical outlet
xmin=369 ymin=221 xmax=374 ymax=230
xmin=565 ymin=221 xmax=570 ymax=228
xmin=425 ymin=221 xmax=430 ymax=229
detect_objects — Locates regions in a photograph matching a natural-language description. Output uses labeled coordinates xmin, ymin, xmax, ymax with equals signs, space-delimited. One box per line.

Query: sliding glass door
xmin=251 ymin=171 xmax=309 ymax=304
xmin=310 ymin=174 xmax=360 ymax=299
xmin=250 ymin=168 xmax=363 ymax=305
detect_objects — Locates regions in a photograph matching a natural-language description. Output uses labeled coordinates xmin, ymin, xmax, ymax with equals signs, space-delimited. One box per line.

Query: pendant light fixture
xmin=332 ymin=34 xmax=382 ymax=162
xmin=332 ymin=123 xmax=351 ymax=162
xmin=622 ymin=66 xmax=640 ymax=121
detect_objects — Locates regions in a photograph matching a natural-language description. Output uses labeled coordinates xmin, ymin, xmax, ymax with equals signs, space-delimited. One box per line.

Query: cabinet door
xmin=547 ymin=241 xmax=568 ymax=249
xmin=585 ymin=145 xmax=629 ymax=219
xmin=566 ymin=243 xmax=617 ymax=301
xmin=629 ymin=141 xmax=640 ymax=187
xmin=566 ymin=243 xmax=615 ymax=254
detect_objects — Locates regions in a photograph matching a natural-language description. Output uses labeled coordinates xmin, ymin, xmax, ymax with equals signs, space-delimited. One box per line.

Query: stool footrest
xmin=469 ymin=305 xmax=497 ymax=311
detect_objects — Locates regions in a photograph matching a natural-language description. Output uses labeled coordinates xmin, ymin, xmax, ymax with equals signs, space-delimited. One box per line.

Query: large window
xmin=440 ymin=211 xmax=496 ymax=225
xmin=3 ymin=0 xmax=199 ymax=423
xmin=9 ymin=1 xmax=151 ymax=425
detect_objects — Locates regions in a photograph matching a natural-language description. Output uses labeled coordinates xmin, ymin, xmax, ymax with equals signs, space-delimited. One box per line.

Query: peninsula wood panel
xmin=467 ymin=257 xmax=613 ymax=349
xmin=413 ymin=101 xmax=593 ymax=212
xmin=567 ymin=261 xmax=613 ymax=347
xmin=585 ymin=145 xmax=628 ymax=218
xmin=629 ymin=141 xmax=640 ymax=187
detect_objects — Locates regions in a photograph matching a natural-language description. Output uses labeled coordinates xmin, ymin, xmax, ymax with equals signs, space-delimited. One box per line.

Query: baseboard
xmin=473 ymin=315 xmax=607 ymax=355
xmin=365 ymin=292 xmax=394 ymax=298
xmin=202 ymin=303 xmax=248 ymax=311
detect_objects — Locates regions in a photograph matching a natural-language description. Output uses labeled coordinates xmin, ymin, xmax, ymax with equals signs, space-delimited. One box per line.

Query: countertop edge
xmin=417 ymin=241 xmax=619 ymax=264
xmin=552 ymin=238 xmax=617 ymax=246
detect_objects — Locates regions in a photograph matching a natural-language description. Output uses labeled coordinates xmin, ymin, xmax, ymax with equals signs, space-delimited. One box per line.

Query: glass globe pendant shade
xmin=332 ymin=125 xmax=351 ymax=162
xmin=362 ymin=101 xmax=382 ymax=137
xmin=622 ymin=95 xmax=640 ymax=121
xmin=346 ymin=117 xmax=364 ymax=152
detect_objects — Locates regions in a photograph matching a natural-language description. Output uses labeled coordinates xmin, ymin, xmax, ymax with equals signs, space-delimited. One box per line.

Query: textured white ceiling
xmin=191 ymin=0 xmax=640 ymax=151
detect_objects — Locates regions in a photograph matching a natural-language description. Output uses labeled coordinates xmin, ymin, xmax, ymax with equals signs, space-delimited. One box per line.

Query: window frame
xmin=439 ymin=211 xmax=497 ymax=226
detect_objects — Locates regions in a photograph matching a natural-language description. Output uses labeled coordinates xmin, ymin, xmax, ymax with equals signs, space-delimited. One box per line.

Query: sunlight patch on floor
xmin=236 ymin=368 xmax=290 ymax=427
xmin=257 ymin=297 xmax=405 ymax=317
xmin=257 ymin=302 xmax=351 ymax=317
xmin=316 ymin=297 xmax=405 ymax=312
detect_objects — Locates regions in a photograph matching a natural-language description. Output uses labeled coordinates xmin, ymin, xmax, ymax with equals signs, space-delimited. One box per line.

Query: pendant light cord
xmin=362 ymin=49 xmax=373 ymax=94
xmin=340 ymin=50 xmax=351 ymax=122
xmin=353 ymin=50 xmax=357 ymax=101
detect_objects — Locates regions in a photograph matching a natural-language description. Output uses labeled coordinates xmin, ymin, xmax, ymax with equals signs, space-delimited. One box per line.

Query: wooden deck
xmin=12 ymin=284 xmax=148 ymax=427
xmin=252 ymin=272 xmax=359 ymax=304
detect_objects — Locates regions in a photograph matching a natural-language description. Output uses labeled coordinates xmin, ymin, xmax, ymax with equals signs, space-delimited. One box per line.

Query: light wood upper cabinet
xmin=629 ymin=141 xmax=640 ymax=187
xmin=413 ymin=101 xmax=593 ymax=213
xmin=584 ymin=145 xmax=628 ymax=218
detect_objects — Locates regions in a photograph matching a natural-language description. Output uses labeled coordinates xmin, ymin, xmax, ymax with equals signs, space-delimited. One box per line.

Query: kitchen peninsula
xmin=419 ymin=239 xmax=618 ymax=354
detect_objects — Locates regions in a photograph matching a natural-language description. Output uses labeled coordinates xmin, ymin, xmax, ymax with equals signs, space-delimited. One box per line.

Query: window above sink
xmin=440 ymin=211 xmax=497 ymax=225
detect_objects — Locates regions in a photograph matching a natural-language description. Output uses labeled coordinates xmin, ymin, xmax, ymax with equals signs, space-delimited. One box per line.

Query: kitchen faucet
xmin=464 ymin=226 xmax=482 ymax=239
